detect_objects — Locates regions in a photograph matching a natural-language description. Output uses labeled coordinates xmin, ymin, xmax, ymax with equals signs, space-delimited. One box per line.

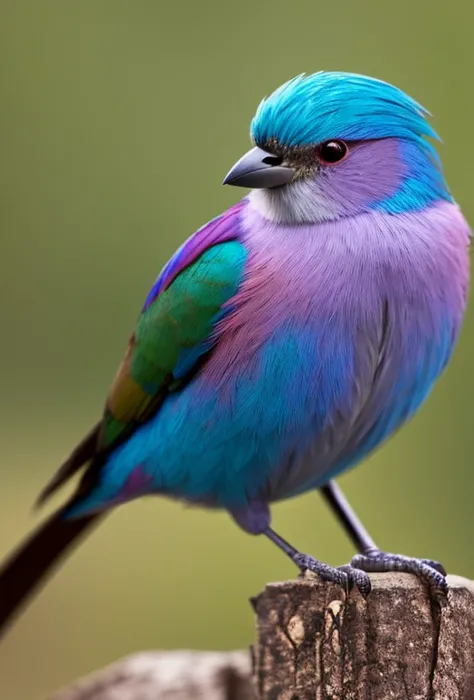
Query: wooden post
xmin=52 ymin=573 xmax=474 ymax=700
xmin=252 ymin=572 xmax=474 ymax=699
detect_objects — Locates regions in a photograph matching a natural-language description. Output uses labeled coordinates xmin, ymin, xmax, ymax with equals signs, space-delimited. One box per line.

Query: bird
xmin=0 ymin=71 xmax=470 ymax=638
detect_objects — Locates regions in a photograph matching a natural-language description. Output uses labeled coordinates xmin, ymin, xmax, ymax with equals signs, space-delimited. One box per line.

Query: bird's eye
xmin=317 ymin=140 xmax=348 ymax=165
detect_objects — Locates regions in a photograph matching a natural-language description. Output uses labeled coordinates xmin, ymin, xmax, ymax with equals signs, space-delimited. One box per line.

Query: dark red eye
xmin=317 ymin=140 xmax=348 ymax=165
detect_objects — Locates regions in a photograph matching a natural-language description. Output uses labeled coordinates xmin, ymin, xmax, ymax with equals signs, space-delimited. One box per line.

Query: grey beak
xmin=223 ymin=146 xmax=294 ymax=189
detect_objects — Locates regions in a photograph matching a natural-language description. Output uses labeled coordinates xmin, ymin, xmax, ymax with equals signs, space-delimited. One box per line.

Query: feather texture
xmin=251 ymin=72 xmax=441 ymax=160
xmin=39 ymin=203 xmax=247 ymax=506
xmin=68 ymin=197 xmax=470 ymax=516
xmin=101 ymin=239 xmax=248 ymax=448
xmin=0 ymin=69 xmax=470 ymax=640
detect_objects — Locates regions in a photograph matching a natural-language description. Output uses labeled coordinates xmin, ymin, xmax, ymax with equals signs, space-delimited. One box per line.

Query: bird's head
xmin=223 ymin=72 xmax=452 ymax=224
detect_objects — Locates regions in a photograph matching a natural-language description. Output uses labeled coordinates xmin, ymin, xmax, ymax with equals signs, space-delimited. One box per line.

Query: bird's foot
xmin=350 ymin=548 xmax=448 ymax=602
xmin=262 ymin=526 xmax=371 ymax=597
xmin=294 ymin=552 xmax=372 ymax=598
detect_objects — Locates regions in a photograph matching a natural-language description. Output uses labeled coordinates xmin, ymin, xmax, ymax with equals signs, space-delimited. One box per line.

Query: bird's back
xmin=72 ymin=197 xmax=469 ymax=514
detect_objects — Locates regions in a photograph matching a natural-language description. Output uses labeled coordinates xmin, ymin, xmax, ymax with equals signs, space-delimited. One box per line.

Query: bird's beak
xmin=222 ymin=146 xmax=294 ymax=189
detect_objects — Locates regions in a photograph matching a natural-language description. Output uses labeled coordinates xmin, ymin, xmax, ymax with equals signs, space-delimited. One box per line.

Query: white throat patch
xmin=248 ymin=178 xmax=342 ymax=225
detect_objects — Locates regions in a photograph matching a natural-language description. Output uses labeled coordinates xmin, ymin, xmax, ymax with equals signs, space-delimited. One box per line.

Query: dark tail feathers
xmin=0 ymin=509 xmax=102 ymax=639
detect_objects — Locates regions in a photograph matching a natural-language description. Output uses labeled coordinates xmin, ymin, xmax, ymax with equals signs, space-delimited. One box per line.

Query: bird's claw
xmin=350 ymin=549 xmax=448 ymax=602
xmin=293 ymin=552 xmax=371 ymax=598
xmin=292 ymin=548 xmax=447 ymax=602
xmin=337 ymin=564 xmax=372 ymax=598
xmin=416 ymin=558 xmax=447 ymax=576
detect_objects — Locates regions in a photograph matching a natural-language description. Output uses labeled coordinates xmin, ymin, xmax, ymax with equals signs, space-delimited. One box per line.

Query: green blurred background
xmin=1 ymin=2 xmax=473 ymax=698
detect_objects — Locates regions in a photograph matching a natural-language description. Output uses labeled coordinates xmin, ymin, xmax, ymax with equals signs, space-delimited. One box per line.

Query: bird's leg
xmin=229 ymin=501 xmax=371 ymax=598
xmin=321 ymin=480 xmax=448 ymax=600
xmin=320 ymin=480 xmax=378 ymax=553
xmin=263 ymin=527 xmax=372 ymax=597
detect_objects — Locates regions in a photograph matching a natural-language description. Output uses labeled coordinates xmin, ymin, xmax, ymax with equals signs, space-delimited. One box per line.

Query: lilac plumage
xmin=0 ymin=71 xmax=470 ymax=636
xmin=78 ymin=121 xmax=470 ymax=518
xmin=79 ymin=197 xmax=468 ymax=519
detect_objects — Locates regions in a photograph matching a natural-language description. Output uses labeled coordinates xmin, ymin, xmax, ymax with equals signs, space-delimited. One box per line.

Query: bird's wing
xmin=37 ymin=200 xmax=247 ymax=506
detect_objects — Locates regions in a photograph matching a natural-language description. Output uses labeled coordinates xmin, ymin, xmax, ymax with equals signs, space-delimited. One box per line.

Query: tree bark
xmin=253 ymin=572 xmax=474 ymax=699
xmin=51 ymin=650 xmax=254 ymax=700
xmin=52 ymin=573 xmax=474 ymax=700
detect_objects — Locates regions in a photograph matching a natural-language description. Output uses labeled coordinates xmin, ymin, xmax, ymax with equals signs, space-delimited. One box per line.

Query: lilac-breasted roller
xmin=0 ymin=71 xmax=470 ymax=637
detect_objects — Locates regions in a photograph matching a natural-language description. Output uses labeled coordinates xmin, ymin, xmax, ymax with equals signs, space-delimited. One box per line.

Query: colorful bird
xmin=0 ymin=71 xmax=470 ymax=637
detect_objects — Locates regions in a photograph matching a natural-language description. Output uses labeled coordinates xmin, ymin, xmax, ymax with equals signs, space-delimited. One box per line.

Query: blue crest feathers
xmin=251 ymin=72 xmax=440 ymax=160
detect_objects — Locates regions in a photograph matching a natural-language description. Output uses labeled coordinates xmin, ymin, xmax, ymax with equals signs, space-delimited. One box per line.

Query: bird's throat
xmin=248 ymin=179 xmax=343 ymax=225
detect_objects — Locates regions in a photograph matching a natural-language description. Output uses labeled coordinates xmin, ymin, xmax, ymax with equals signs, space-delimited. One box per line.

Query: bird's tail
xmin=0 ymin=508 xmax=103 ymax=639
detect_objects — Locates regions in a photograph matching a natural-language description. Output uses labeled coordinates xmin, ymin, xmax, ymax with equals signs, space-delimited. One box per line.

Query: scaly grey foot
xmin=350 ymin=548 xmax=448 ymax=601
xmin=294 ymin=552 xmax=372 ymax=597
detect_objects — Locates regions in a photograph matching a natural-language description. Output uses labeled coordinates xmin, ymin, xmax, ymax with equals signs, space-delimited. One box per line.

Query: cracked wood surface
xmin=51 ymin=573 xmax=474 ymax=700
xmin=253 ymin=572 xmax=474 ymax=699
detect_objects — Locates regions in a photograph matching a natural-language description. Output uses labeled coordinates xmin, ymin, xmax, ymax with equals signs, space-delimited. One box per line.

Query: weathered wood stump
xmin=252 ymin=572 xmax=474 ymax=699
xmin=52 ymin=573 xmax=474 ymax=700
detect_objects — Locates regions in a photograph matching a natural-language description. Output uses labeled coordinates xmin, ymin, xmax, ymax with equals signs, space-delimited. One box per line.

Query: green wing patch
xmin=100 ymin=241 xmax=247 ymax=450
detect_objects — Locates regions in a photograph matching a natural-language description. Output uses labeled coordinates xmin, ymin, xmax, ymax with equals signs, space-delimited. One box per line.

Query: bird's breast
xmin=85 ymin=199 xmax=469 ymax=514
xmin=198 ymin=198 xmax=470 ymax=502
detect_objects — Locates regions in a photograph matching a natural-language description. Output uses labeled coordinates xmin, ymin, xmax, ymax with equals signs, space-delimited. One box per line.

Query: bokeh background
xmin=1 ymin=2 xmax=473 ymax=698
